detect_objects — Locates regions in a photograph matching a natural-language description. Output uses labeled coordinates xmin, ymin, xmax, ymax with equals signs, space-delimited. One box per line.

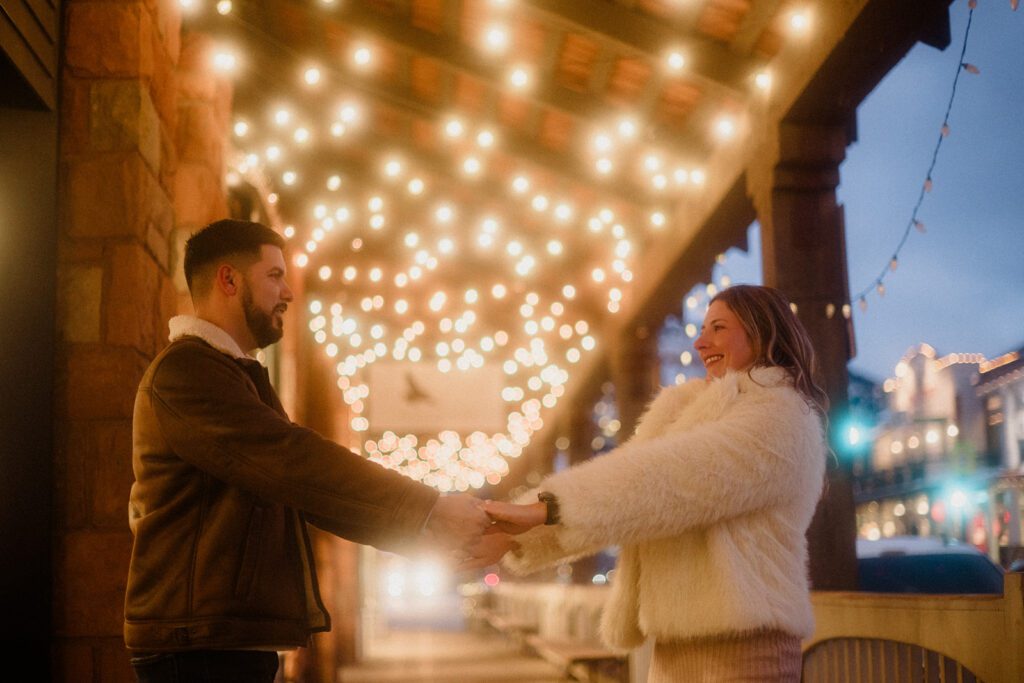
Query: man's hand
xmin=481 ymin=500 xmax=547 ymax=535
xmin=425 ymin=494 xmax=491 ymax=553
xmin=454 ymin=532 xmax=519 ymax=573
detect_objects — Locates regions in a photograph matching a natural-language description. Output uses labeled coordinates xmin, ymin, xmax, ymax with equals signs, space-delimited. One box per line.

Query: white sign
xmin=366 ymin=362 xmax=506 ymax=434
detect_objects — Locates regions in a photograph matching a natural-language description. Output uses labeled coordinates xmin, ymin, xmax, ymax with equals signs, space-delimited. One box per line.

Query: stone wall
xmin=53 ymin=0 xmax=229 ymax=677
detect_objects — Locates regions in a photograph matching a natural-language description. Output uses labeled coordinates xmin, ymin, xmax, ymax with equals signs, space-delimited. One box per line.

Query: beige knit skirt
xmin=648 ymin=630 xmax=802 ymax=682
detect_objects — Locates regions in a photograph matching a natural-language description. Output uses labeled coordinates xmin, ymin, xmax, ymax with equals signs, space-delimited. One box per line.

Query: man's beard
xmin=241 ymin=280 xmax=284 ymax=349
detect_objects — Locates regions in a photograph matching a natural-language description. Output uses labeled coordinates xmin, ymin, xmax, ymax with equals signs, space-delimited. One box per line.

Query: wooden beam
xmin=324 ymin=1 xmax=706 ymax=156
xmin=228 ymin=54 xmax=649 ymax=212
xmin=518 ymin=0 xmax=755 ymax=99
xmin=730 ymin=0 xmax=783 ymax=55
xmin=224 ymin=2 xmax=659 ymax=208
xmin=785 ymin=0 xmax=952 ymax=126
xmin=0 ymin=0 xmax=59 ymax=109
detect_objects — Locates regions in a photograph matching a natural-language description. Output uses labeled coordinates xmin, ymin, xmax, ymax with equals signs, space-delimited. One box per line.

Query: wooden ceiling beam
xmin=586 ymin=44 xmax=617 ymax=96
xmin=730 ymin=0 xmax=783 ymax=55
xmin=333 ymin=4 xmax=603 ymax=117
xmin=227 ymin=33 xmax=649 ymax=210
xmin=517 ymin=0 xmax=755 ymax=100
xmin=326 ymin=1 xmax=705 ymax=156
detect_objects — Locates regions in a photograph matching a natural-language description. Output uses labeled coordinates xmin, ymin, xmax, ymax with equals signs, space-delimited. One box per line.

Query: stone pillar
xmin=53 ymin=2 xmax=229 ymax=678
xmin=54 ymin=1 xmax=179 ymax=678
xmin=609 ymin=325 xmax=660 ymax=440
xmin=749 ymin=121 xmax=858 ymax=590
xmin=174 ymin=32 xmax=231 ymax=270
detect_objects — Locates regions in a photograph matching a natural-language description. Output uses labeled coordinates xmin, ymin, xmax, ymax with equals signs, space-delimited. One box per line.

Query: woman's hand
xmin=482 ymin=500 xmax=547 ymax=535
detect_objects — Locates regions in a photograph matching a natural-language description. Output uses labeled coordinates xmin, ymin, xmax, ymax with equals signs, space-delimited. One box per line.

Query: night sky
xmin=718 ymin=1 xmax=1024 ymax=383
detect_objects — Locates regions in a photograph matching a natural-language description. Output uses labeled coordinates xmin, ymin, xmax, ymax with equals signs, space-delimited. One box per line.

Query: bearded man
xmin=125 ymin=219 xmax=489 ymax=681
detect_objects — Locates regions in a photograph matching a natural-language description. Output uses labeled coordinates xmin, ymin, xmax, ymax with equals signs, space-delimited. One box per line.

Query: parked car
xmin=856 ymin=536 xmax=1004 ymax=595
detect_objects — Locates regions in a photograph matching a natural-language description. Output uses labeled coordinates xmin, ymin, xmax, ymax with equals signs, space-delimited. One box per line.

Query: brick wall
xmin=53 ymin=0 xmax=229 ymax=677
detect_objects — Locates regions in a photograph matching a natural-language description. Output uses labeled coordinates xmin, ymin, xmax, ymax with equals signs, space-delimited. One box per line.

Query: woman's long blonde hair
xmin=710 ymin=285 xmax=830 ymax=416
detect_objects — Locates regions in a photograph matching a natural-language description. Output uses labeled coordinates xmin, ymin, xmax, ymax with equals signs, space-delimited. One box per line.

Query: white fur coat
xmin=503 ymin=366 xmax=826 ymax=649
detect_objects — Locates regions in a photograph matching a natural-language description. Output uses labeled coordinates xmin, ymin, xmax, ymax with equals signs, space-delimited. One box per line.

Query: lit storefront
xmin=854 ymin=344 xmax=1005 ymax=559
xmin=976 ymin=349 xmax=1024 ymax=565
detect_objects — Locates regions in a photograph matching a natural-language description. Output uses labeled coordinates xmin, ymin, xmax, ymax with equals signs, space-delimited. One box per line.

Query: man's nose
xmin=281 ymin=281 xmax=294 ymax=302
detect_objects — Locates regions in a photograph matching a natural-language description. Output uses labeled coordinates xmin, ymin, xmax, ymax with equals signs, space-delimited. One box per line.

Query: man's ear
xmin=214 ymin=264 xmax=240 ymax=296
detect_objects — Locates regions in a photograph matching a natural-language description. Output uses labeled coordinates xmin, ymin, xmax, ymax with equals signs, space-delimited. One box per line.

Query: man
xmin=125 ymin=219 xmax=490 ymax=681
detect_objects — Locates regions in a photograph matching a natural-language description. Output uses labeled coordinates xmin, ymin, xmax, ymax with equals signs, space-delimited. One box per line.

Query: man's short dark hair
xmin=184 ymin=219 xmax=285 ymax=296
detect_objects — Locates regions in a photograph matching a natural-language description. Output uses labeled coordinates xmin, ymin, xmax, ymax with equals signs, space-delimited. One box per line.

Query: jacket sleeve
xmin=147 ymin=345 xmax=439 ymax=550
xmin=543 ymin=386 xmax=823 ymax=549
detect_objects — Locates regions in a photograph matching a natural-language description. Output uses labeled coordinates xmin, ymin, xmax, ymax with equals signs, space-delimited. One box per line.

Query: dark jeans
xmin=131 ymin=650 xmax=279 ymax=683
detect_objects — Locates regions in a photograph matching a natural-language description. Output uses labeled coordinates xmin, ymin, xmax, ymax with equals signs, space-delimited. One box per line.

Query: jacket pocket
xmin=234 ymin=504 xmax=266 ymax=601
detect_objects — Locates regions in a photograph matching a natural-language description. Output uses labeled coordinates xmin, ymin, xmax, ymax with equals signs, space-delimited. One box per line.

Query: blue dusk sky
xmin=718 ymin=2 xmax=1024 ymax=382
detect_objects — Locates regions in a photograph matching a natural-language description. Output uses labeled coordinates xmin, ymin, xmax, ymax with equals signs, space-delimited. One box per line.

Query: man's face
xmin=240 ymin=245 xmax=293 ymax=349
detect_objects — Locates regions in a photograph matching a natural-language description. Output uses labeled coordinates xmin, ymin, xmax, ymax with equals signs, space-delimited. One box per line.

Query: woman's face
xmin=695 ymin=300 xmax=756 ymax=379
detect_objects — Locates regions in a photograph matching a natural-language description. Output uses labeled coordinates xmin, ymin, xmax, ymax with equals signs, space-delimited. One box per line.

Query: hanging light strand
xmin=852 ymin=5 xmax=977 ymax=307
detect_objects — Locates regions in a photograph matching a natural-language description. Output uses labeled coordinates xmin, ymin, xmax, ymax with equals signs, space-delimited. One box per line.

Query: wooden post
xmin=609 ymin=325 xmax=660 ymax=441
xmin=751 ymin=121 xmax=859 ymax=590
xmin=564 ymin=401 xmax=603 ymax=584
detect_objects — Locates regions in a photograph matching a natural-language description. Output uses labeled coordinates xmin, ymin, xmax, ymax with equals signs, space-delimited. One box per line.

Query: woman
xmin=477 ymin=285 xmax=829 ymax=681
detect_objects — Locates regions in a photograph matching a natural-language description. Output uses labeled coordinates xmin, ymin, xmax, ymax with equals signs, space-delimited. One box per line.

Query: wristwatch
xmin=537 ymin=491 xmax=561 ymax=525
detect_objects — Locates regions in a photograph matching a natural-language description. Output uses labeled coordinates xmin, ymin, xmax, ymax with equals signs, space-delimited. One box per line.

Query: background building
xmin=977 ymin=347 xmax=1024 ymax=565
xmin=854 ymin=342 xmax=1024 ymax=566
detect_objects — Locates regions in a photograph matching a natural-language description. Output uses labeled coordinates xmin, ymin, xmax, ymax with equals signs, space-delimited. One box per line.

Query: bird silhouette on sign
xmin=404 ymin=372 xmax=434 ymax=404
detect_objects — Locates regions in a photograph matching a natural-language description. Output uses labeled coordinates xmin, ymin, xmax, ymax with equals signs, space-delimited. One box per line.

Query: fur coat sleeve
xmin=502 ymin=381 xmax=704 ymax=574
xmin=522 ymin=368 xmax=823 ymax=553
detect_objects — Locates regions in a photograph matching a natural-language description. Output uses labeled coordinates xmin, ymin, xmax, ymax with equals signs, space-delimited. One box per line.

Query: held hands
xmin=425 ymin=493 xmax=491 ymax=554
xmin=482 ymin=500 xmax=547 ymax=535
xmin=453 ymin=500 xmax=549 ymax=571
xmin=426 ymin=496 xmax=550 ymax=572
xmin=454 ymin=532 xmax=519 ymax=572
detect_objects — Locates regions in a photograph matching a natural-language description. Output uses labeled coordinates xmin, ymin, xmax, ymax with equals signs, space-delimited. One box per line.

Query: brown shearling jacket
xmin=125 ymin=333 xmax=439 ymax=652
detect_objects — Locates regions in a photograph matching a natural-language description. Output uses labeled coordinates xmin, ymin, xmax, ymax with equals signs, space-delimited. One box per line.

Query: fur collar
xmin=168 ymin=315 xmax=254 ymax=360
xmin=632 ymin=365 xmax=792 ymax=442
xmin=722 ymin=364 xmax=791 ymax=391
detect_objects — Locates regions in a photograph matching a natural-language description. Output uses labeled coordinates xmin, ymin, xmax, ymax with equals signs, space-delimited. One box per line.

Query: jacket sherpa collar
xmin=168 ymin=315 xmax=254 ymax=360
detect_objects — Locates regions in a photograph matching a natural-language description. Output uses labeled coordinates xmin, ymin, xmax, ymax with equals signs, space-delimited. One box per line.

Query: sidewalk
xmin=338 ymin=629 xmax=570 ymax=683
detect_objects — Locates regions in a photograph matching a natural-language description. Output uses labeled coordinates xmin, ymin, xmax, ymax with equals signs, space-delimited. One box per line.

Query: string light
xmin=850 ymin=4 xmax=978 ymax=311
xmin=508 ymin=66 xmax=531 ymax=90
xmin=351 ymin=44 xmax=373 ymax=70
xmin=788 ymin=9 xmax=811 ymax=34
xmin=303 ymin=67 xmax=321 ymax=86
xmin=665 ymin=50 xmax=686 ymax=72
xmin=213 ymin=0 xmax=874 ymax=489
xmin=483 ymin=24 xmax=510 ymax=54
xmin=212 ymin=49 xmax=238 ymax=72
